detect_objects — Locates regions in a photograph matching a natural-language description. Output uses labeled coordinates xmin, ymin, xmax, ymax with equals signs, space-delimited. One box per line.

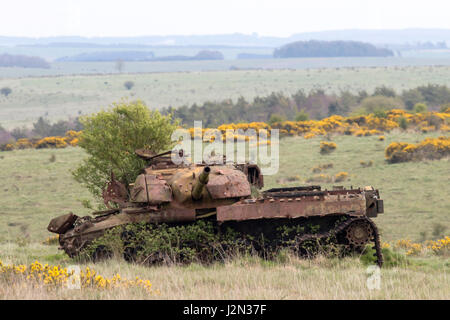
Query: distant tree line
xmin=56 ymin=50 xmax=224 ymax=62
xmin=2 ymin=84 xmax=449 ymax=145
xmin=162 ymin=84 xmax=450 ymax=127
xmin=0 ymin=117 xmax=83 ymax=145
xmin=0 ymin=54 xmax=50 ymax=68
xmin=273 ymin=40 xmax=393 ymax=58
xmin=56 ymin=51 xmax=155 ymax=62
xmin=387 ymin=41 xmax=448 ymax=51
xmin=129 ymin=50 xmax=224 ymax=62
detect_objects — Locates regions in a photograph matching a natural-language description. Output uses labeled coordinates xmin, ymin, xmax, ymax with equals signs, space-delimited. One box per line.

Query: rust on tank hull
xmin=217 ymin=192 xmax=366 ymax=222
xmin=62 ymin=208 xmax=196 ymax=237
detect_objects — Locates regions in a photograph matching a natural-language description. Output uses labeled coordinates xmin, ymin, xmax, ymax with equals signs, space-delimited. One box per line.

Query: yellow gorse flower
xmin=426 ymin=236 xmax=450 ymax=254
xmin=0 ymin=260 xmax=155 ymax=294
xmin=381 ymin=242 xmax=391 ymax=249
xmin=42 ymin=235 xmax=59 ymax=245
xmin=2 ymin=109 xmax=449 ymax=152
xmin=385 ymin=136 xmax=450 ymax=163
xmin=394 ymin=236 xmax=450 ymax=256
xmin=334 ymin=171 xmax=349 ymax=182
xmin=319 ymin=141 xmax=337 ymax=154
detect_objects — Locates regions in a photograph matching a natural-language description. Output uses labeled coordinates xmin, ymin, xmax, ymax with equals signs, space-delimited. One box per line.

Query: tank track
xmin=60 ymin=215 xmax=383 ymax=267
xmin=292 ymin=216 xmax=383 ymax=267
xmin=221 ymin=215 xmax=383 ymax=267
xmin=366 ymin=217 xmax=384 ymax=268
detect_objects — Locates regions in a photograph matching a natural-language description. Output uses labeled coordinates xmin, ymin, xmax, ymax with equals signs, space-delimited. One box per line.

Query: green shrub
xmin=85 ymin=221 xmax=255 ymax=265
xmin=397 ymin=116 xmax=408 ymax=130
xmin=373 ymin=109 xmax=388 ymax=119
xmin=294 ymin=110 xmax=309 ymax=121
xmin=319 ymin=141 xmax=337 ymax=154
xmin=360 ymin=246 xmax=409 ymax=268
xmin=413 ymin=103 xmax=428 ymax=113
xmin=124 ymin=81 xmax=135 ymax=90
xmin=432 ymin=223 xmax=447 ymax=239
xmin=360 ymin=95 xmax=404 ymax=114
xmin=268 ymin=114 xmax=285 ymax=126
xmin=72 ymin=100 xmax=178 ymax=201
xmin=84 ymin=219 xmax=351 ymax=265
xmin=373 ymin=86 xmax=396 ymax=97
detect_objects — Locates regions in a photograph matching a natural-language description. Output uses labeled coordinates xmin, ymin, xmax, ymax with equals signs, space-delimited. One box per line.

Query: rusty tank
xmin=48 ymin=149 xmax=385 ymax=266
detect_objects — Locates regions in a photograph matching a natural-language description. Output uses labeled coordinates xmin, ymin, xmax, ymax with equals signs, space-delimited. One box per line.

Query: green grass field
xmin=0 ymin=131 xmax=448 ymax=299
xmin=2 ymin=65 xmax=450 ymax=128
xmin=2 ymin=56 xmax=450 ymax=78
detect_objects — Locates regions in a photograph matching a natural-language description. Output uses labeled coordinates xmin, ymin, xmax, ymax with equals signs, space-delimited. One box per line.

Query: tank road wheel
xmin=345 ymin=220 xmax=373 ymax=247
xmin=92 ymin=245 xmax=112 ymax=262
xmin=121 ymin=230 xmax=138 ymax=262
xmin=341 ymin=217 xmax=383 ymax=268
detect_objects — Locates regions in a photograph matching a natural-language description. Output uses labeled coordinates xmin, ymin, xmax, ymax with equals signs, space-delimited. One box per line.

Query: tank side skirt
xmin=216 ymin=195 xmax=366 ymax=222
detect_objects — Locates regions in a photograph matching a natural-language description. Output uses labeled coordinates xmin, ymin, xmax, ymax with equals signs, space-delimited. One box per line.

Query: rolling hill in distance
xmin=1 ymin=28 xmax=450 ymax=47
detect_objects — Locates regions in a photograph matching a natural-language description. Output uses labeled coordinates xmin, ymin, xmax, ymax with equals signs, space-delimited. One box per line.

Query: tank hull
xmin=50 ymin=185 xmax=384 ymax=266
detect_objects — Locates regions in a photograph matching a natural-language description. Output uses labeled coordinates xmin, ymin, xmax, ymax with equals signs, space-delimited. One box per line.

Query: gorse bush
xmin=15 ymin=138 xmax=33 ymax=149
xmin=306 ymin=171 xmax=348 ymax=183
xmin=0 ymin=131 xmax=81 ymax=151
xmin=35 ymin=137 xmax=68 ymax=149
xmin=42 ymin=235 xmax=59 ymax=245
xmin=311 ymin=163 xmax=333 ymax=173
xmin=2 ymin=108 xmax=449 ymax=152
xmin=393 ymin=237 xmax=450 ymax=256
xmin=0 ymin=259 xmax=155 ymax=293
xmin=1 ymin=109 xmax=449 ymax=153
xmin=334 ymin=172 xmax=349 ymax=182
xmin=320 ymin=141 xmax=337 ymax=154
xmin=306 ymin=174 xmax=332 ymax=183
xmin=360 ymin=160 xmax=373 ymax=167
xmin=426 ymin=236 xmax=450 ymax=255
xmin=385 ymin=136 xmax=450 ymax=163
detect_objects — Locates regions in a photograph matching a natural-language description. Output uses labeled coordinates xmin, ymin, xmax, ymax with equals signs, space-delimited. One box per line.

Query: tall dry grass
xmin=1 ymin=253 xmax=448 ymax=300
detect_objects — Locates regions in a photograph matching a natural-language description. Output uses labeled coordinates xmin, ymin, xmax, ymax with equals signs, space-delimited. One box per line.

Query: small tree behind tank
xmin=72 ymin=99 xmax=178 ymax=202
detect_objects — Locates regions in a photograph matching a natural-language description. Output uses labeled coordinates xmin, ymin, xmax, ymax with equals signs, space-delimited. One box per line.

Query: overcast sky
xmin=2 ymin=0 xmax=450 ymax=38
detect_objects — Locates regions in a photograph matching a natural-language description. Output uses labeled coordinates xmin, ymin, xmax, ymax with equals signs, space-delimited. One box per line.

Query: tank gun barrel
xmin=192 ymin=166 xmax=211 ymax=200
